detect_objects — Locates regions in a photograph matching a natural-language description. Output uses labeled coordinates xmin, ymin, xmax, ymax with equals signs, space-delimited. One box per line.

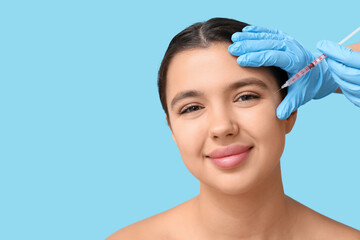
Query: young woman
xmin=107 ymin=18 xmax=360 ymax=240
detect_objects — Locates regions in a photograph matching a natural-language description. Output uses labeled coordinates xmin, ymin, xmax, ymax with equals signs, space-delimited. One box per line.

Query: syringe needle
xmin=273 ymin=87 xmax=283 ymax=95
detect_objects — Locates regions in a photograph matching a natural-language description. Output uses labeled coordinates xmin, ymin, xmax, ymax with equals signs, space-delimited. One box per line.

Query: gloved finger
xmin=242 ymin=25 xmax=285 ymax=35
xmin=326 ymin=58 xmax=360 ymax=85
xmin=231 ymin=31 xmax=286 ymax=42
xmin=236 ymin=50 xmax=296 ymax=72
xmin=330 ymin=71 xmax=360 ymax=94
xmin=276 ymin=77 xmax=316 ymax=120
xmin=229 ymin=39 xmax=288 ymax=56
xmin=276 ymin=86 xmax=305 ymax=120
xmin=340 ymin=86 xmax=360 ymax=107
xmin=317 ymin=40 xmax=360 ymax=68
xmin=276 ymin=70 xmax=320 ymax=119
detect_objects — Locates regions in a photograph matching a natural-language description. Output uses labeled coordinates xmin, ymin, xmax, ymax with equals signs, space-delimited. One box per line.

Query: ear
xmin=165 ymin=115 xmax=175 ymax=141
xmin=284 ymin=110 xmax=297 ymax=134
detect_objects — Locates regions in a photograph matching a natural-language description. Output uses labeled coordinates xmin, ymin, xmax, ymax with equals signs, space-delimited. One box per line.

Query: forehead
xmin=166 ymin=43 xmax=279 ymax=102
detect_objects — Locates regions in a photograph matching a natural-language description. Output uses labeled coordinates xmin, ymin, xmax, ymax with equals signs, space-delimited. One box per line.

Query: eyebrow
xmin=170 ymin=90 xmax=204 ymax=110
xmin=227 ymin=77 xmax=269 ymax=92
xmin=170 ymin=77 xmax=269 ymax=110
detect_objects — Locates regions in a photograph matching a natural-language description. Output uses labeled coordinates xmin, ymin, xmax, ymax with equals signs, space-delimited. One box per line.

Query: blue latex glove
xmin=317 ymin=40 xmax=360 ymax=107
xmin=228 ymin=26 xmax=338 ymax=120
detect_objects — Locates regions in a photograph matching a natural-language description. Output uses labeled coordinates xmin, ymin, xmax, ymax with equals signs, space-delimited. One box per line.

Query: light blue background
xmin=1 ymin=0 xmax=359 ymax=239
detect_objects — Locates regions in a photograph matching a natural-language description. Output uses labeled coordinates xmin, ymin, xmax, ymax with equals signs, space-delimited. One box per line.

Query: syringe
xmin=280 ymin=26 xmax=360 ymax=90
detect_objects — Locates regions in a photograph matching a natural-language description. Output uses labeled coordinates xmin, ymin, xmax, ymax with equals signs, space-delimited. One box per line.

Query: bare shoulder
xmin=290 ymin=197 xmax=360 ymax=240
xmin=106 ymin=198 xmax=196 ymax=240
xmin=105 ymin=212 xmax=171 ymax=240
xmin=315 ymin=218 xmax=360 ymax=240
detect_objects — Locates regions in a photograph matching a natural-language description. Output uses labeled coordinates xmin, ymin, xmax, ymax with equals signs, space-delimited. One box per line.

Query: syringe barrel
xmin=283 ymin=53 xmax=327 ymax=88
xmin=309 ymin=53 xmax=327 ymax=68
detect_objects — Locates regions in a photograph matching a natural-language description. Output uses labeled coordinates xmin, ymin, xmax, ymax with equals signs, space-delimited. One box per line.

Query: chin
xmin=202 ymin=173 xmax=261 ymax=196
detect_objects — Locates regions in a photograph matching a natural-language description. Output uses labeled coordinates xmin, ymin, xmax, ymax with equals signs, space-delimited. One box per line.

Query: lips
xmin=208 ymin=144 xmax=252 ymax=159
xmin=207 ymin=144 xmax=252 ymax=169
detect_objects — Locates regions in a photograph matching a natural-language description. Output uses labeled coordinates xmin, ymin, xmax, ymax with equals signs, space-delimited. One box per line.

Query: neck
xmin=193 ymin=165 xmax=297 ymax=240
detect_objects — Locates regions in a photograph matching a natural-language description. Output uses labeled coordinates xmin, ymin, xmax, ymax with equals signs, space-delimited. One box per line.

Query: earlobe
xmin=285 ymin=110 xmax=297 ymax=134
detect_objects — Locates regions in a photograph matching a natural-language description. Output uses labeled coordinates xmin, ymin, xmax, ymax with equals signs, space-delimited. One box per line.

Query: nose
xmin=208 ymin=107 xmax=239 ymax=140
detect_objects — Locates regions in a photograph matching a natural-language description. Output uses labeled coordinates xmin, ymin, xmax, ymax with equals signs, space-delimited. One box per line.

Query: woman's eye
xmin=236 ymin=94 xmax=260 ymax=102
xmin=179 ymin=105 xmax=203 ymax=114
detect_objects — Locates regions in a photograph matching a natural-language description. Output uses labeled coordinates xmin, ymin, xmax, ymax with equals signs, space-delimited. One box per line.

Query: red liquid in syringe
xmin=281 ymin=53 xmax=327 ymax=89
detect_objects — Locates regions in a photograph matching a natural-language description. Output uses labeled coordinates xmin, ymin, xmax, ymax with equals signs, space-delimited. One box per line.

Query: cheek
xmin=239 ymin=103 xmax=286 ymax=160
xmin=245 ymin=106 xmax=284 ymax=137
xmin=171 ymin=119 xmax=206 ymax=159
xmin=171 ymin=119 xmax=207 ymax=178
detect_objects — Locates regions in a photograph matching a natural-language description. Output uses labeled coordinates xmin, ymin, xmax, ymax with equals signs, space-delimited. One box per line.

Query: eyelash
xmin=235 ymin=93 xmax=260 ymax=102
xmin=179 ymin=104 xmax=204 ymax=115
xmin=178 ymin=93 xmax=260 ymax=115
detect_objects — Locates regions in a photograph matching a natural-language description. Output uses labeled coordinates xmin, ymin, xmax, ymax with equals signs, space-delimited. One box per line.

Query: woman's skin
xmin=107 ymin=43 xmax=360 ymax=240
xmin=348 ymin=42 xmax=360 ymax=52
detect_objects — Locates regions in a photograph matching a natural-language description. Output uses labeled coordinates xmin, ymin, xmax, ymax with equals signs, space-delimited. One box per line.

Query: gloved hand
xmin=228 ymin=26 xmax=338 ymax=120
xmin=317 ymin=40 xmax=360 ymax=107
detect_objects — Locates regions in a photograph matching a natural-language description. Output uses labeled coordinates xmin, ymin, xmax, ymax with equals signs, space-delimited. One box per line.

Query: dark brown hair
xmin=158 ymin=17 xmax=287 ymax=117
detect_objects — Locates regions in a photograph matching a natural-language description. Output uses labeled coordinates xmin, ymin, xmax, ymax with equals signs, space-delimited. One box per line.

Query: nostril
xmin=209 ymin=120 xmax=239 ymax=139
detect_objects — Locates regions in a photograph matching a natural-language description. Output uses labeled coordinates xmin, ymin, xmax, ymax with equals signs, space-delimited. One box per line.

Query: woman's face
xmin=166 ymin=43 xmax=296 ymax=195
